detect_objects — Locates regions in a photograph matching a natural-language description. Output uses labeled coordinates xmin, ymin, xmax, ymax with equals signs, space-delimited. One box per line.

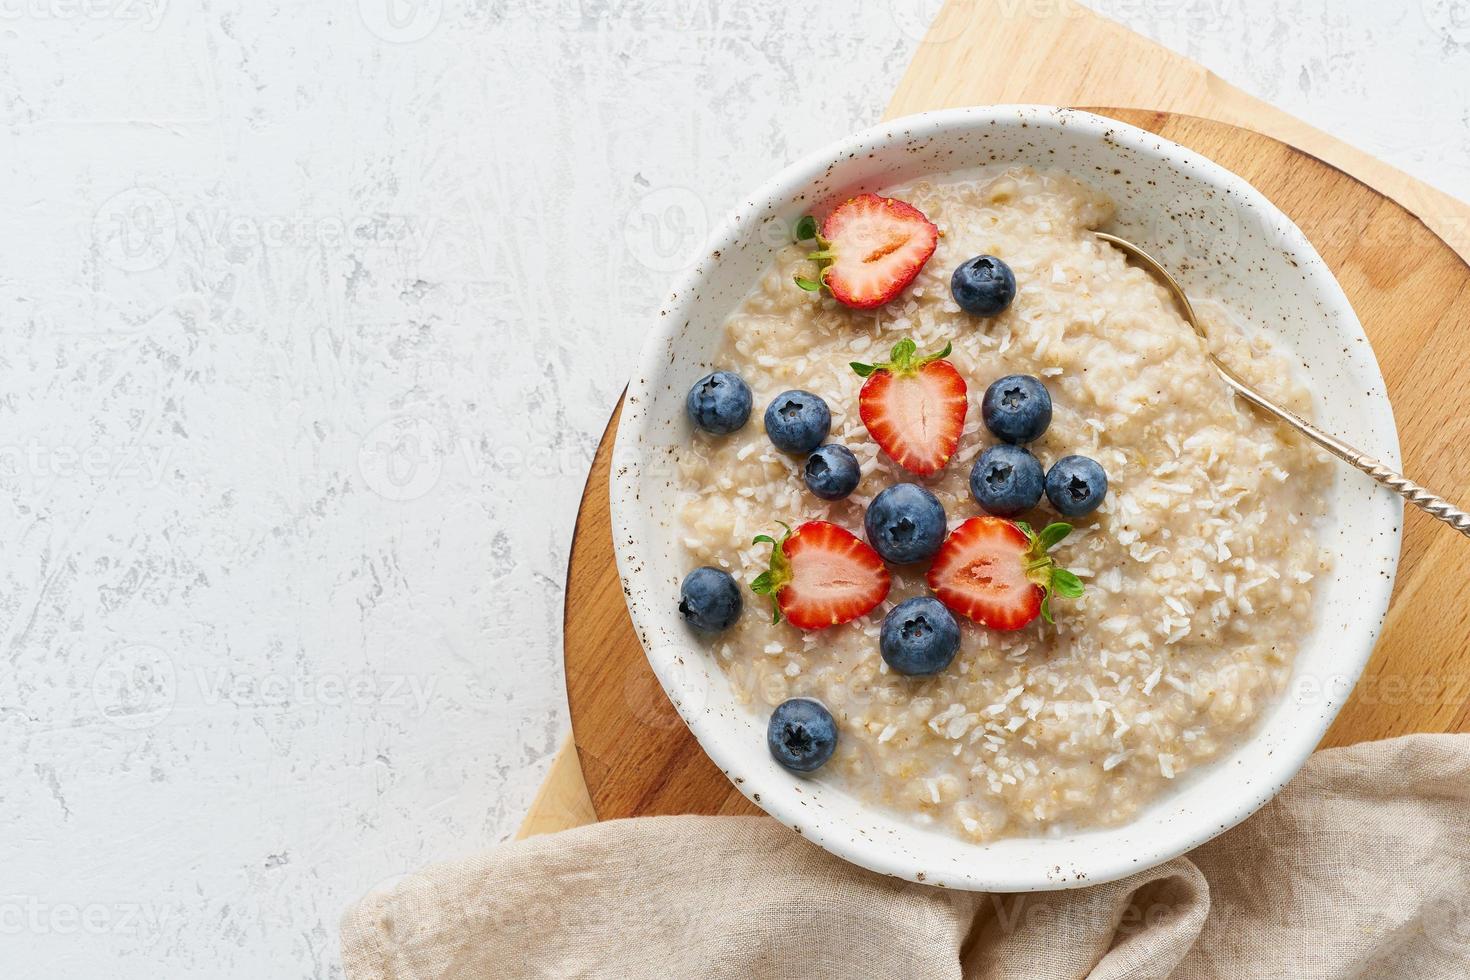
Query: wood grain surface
xmin=517 ymin=0 xmax=1470 ymax=838
xmin=558 ymin=109 xmax=1470 ymax=824
xmin=887 ymin=1 xmax=1470 ymax=265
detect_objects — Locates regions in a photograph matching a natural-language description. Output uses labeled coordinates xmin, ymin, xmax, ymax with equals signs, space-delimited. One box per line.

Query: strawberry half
xmin=750 ymin=521 xmax=891 ymax=630
xmin=792 ymin=194 xmax=938 ymax=309
xmin=926 ymin=517 xmax=1084 ymax=631
xmin=851 ymin=338 xmax=968 ymax=476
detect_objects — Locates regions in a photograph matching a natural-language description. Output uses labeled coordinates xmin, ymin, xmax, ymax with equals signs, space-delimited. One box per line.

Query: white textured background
xmin=1 ymin=1 xmax=1466 ymax=976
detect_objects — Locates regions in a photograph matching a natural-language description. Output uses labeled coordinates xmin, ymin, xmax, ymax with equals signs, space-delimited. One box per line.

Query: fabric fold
xmin=342 ymin=734 xmax=1470 ymax=979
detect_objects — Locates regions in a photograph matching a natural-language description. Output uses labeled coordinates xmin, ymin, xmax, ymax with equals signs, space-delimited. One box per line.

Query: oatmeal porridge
xmin=675 ymin=167 xmax=1332 ymax=843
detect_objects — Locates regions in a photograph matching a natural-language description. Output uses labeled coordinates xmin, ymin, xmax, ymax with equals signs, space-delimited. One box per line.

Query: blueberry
xmin=803 ymin=444 xmax=861 ymax=500
xmin=1045 ymin=454 xmax=1108 ymax=517
xmin=685 ymin=371 xmax=752 ymax=435
xmin=763 ymin=390 xmax=831 ymax=454
xmin=767 ymin=697 xmax=837 ymax=773
xmin=981 ymin=374 xmax=1052 ymax=444
xmin=880 ymin=597 xmax=961 ymax=676
xmin=950 ymin=254 xmax=1017 ymax=316
xmin=678 ymin=566 xmax=742 ymax=633
xmin=864 ymin=483 xmax=946 ymax=565
xmin=970 ymin=444 xmax=1044 ymax=517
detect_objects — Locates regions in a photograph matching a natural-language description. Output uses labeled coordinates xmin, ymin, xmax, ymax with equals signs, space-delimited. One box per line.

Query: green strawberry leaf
xmin=919 ymin=340 xmax=953 ymax=365
xmin=750 ymin=524 xmax=795 ymax=624
xmin=1038 ymin=522 xmax=1072 ymax=552
xmin=850 ymin=361 xmax=876 ymax=378
xmin=1016 ymin=518 xmax=1083 ymax=625
xmin=792 ymin=219 xmax=833 ymax=294
xmin=1052 ymin=568 xmax=1085 ymax=599
xmin=856 ymin=338 xmax=953 ymax=378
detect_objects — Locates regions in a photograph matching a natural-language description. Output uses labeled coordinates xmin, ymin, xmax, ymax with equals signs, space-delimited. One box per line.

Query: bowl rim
xmin=610 ymin=104 xmax=1402 ymax=891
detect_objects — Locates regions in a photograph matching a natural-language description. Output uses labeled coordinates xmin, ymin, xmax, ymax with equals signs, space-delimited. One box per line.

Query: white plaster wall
xmin=0 ymin=1 xmax=1464 ymax=976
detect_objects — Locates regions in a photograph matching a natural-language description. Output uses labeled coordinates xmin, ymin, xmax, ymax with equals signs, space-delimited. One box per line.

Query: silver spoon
xmin=1094 ymin=231 xmax=1470 ymax=537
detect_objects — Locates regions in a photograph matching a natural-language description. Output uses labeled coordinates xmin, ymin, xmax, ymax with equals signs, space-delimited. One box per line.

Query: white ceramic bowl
xmin=610 ymin=106 xmax=1402 ymax=891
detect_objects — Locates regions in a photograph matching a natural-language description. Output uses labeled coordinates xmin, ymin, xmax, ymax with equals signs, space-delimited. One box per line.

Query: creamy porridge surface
xmin=675 ymin=168 xmax=1332 ymax=843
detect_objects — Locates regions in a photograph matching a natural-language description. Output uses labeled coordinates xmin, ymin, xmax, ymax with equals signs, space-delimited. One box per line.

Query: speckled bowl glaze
xmin=610 ymin=106 xmax=1401 ymax=892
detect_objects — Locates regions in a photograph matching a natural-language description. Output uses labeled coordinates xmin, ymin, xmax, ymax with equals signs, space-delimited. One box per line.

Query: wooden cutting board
xmin=515 ymin=2 xmax=1470 ymax=839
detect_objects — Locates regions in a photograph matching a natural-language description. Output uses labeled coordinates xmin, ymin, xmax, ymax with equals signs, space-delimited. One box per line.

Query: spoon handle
xmin=1092 ymin=231 xmax=1469 ymax=537
xmin=1340 ymin=454 xmax=1470 ymax=535
xmin=1226 ymin=376 xmax=1470 ymax=537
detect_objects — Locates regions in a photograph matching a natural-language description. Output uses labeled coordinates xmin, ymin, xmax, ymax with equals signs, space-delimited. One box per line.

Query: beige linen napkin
xmin=342 ymin=734 xmax=1470 ymax=979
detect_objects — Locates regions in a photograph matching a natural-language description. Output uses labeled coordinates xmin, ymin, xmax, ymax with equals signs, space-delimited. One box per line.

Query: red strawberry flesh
xmin=927 ymin=517 xmax=1041 ymax=631
xmin=751 ymin=521 xmax=891 ymax=630
xmin=853 ymin=339 xmax=968 ymax=476
xmin=819 ymin=194 xmax=938 ymax=309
